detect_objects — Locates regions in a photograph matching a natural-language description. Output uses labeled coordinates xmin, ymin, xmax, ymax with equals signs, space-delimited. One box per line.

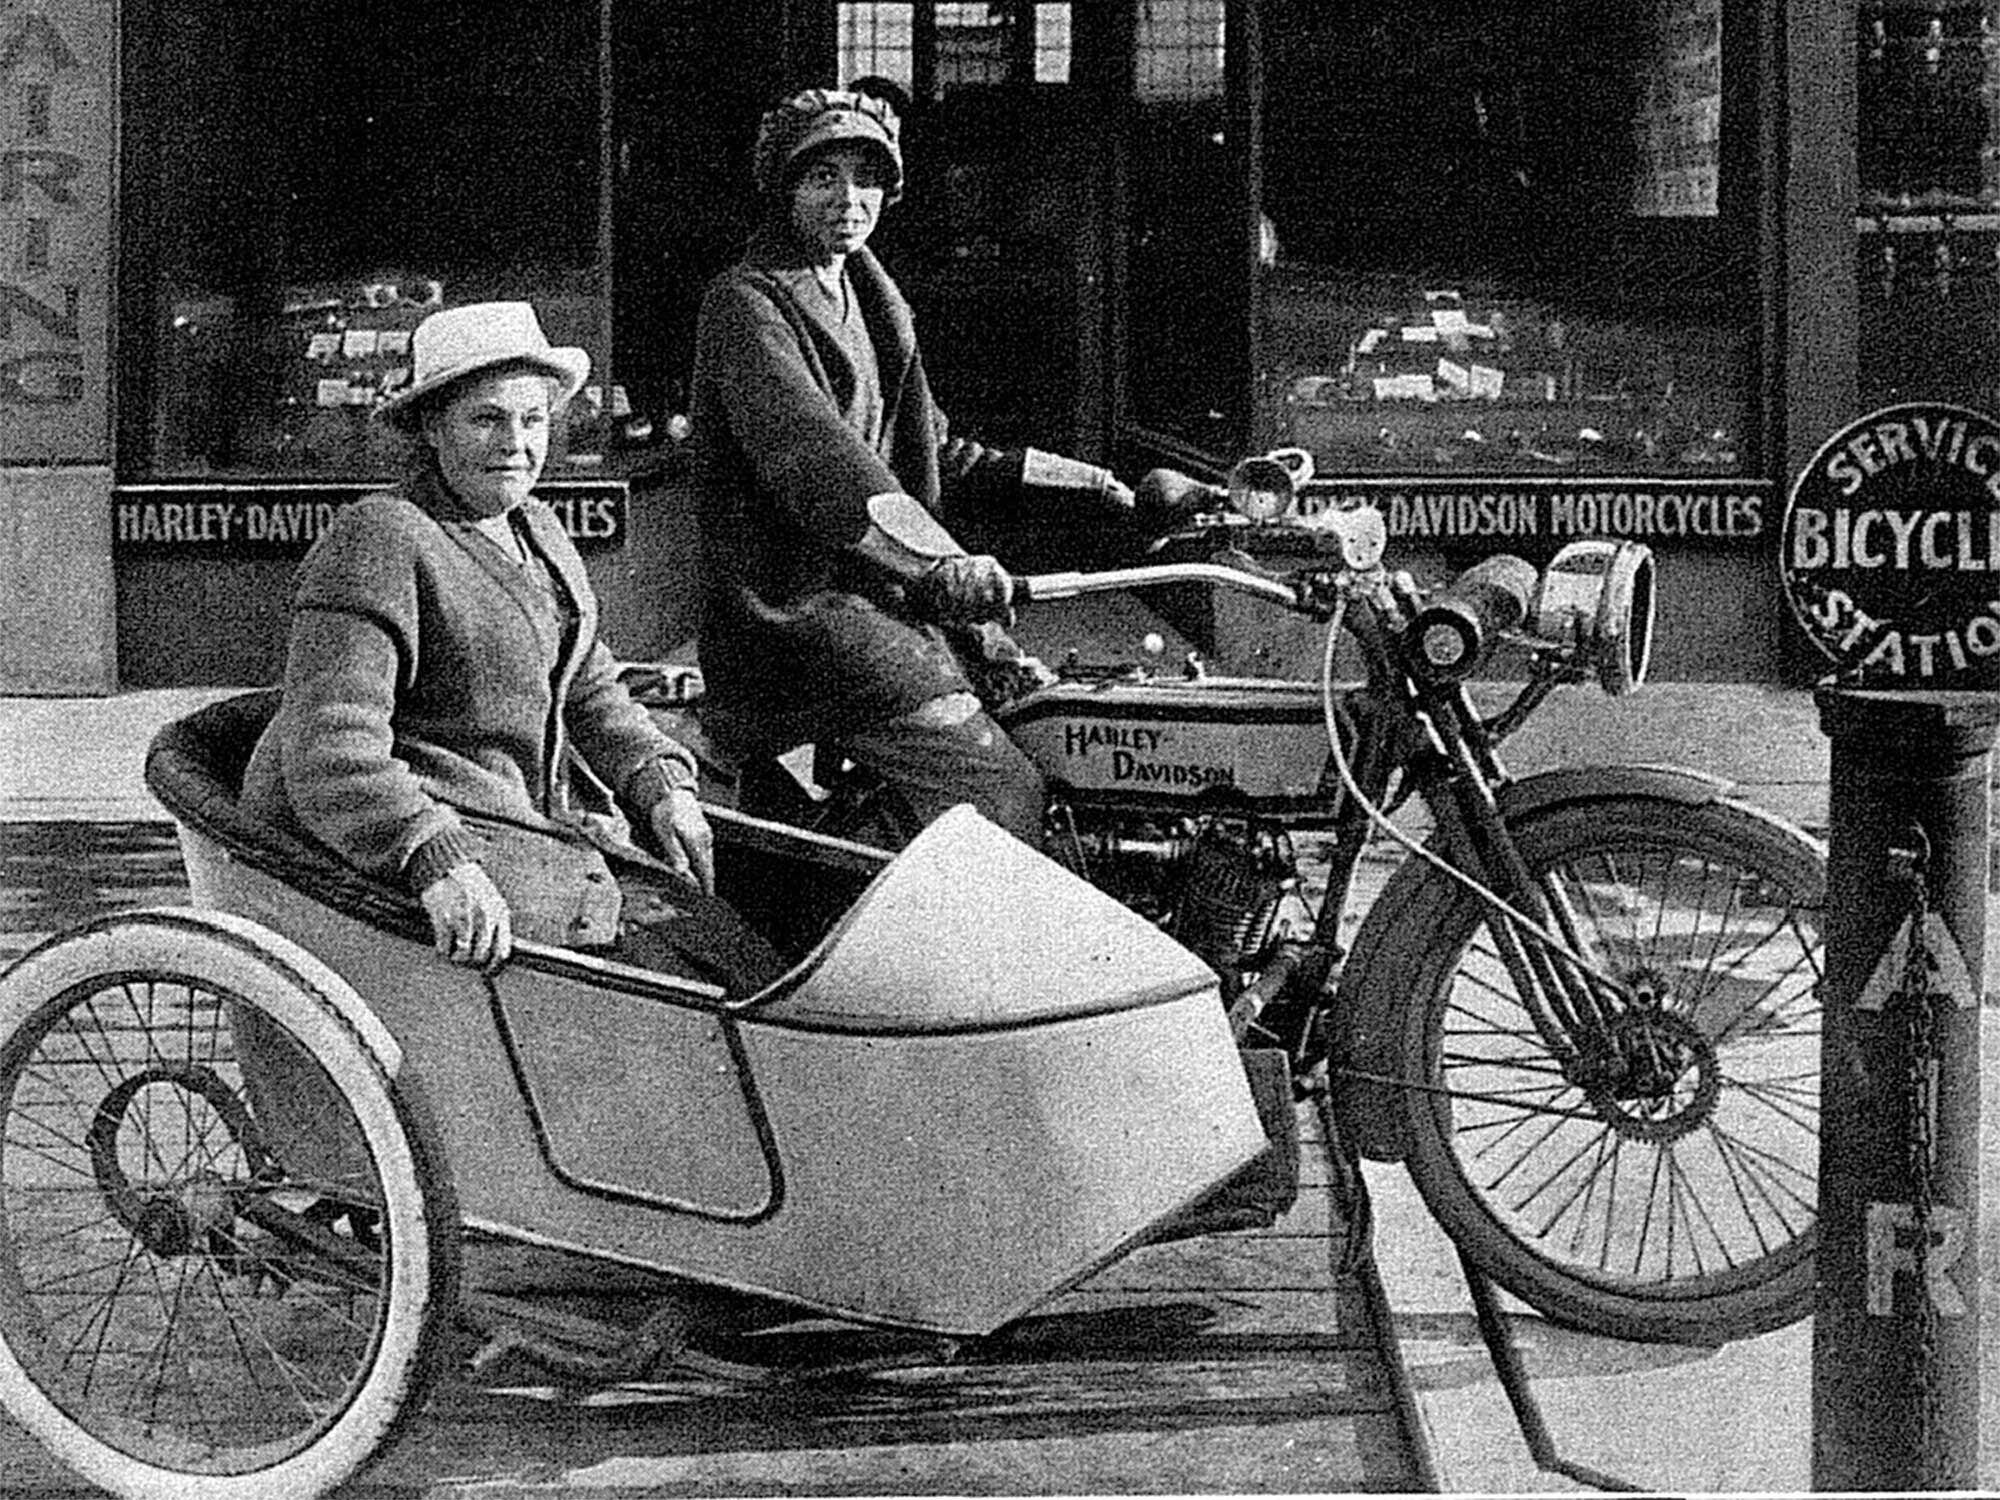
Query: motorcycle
xmin=659 ymin=449 xmax=1827 ymax=1348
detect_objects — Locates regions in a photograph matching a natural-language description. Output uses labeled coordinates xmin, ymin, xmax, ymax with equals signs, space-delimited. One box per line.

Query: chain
xmin=1893 ymin=827 xmax=1946 ymax=1483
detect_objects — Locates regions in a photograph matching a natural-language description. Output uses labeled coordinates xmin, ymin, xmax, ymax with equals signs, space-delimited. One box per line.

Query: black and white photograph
xmin=0 ymin=1 xmax=1995 ymax=1495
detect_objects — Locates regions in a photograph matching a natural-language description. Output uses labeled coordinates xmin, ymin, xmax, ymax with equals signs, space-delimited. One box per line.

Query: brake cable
xmin=1318 ymin=594 xmax=1638 ymax=1004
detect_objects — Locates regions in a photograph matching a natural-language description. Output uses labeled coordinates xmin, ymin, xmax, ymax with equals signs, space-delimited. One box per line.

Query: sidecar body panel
xmin=172 ymin=791 xmax=1264 ymax=1336
xmin=754 ymin=803 xmax=1216 ymax=1025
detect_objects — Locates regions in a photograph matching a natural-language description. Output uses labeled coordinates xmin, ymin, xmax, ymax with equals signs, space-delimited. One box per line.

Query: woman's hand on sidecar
xmin=650 ymin=785 xmax=718 ymax=895
xmin=420 ymin=860 xmax=514 ymax=969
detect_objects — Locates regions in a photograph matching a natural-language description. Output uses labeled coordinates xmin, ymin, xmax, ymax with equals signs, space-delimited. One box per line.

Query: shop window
xmin=1126 ymin=0 xmax=1238 ymax=455
xmin=1854 ymin=0 xmax=2000 ymax=413
xmin=1135 ymin=0 xmax=1225 ymax=103
xmin=1034 ymin=6 xmax=1074 ymax=83
xmin=1254 ymin=0 xmax=1760 ymax=478
xmin=838 ymin=2 xmax=1072 ymax=100
xmin=121 ymin=0 xmax=623 ymax=483
xmin=841 ymin=2 xmax=918 ymax=93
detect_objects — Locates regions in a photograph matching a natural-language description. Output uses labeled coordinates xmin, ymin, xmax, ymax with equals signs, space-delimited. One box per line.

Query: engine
xmin=1056 ymin=805 xmax=1297 ymax=988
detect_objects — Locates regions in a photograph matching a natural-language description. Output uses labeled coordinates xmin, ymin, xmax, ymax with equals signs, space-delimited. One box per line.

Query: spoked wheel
xmin=0 ymin=909 xmax=458 ymax=1499
xmin=1352 ymin=796 xmax=1823 ymax=1345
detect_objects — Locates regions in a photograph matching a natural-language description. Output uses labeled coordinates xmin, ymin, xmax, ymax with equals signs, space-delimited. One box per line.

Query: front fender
xmin=1332 ymin=762 xmax=1735 ymax=1163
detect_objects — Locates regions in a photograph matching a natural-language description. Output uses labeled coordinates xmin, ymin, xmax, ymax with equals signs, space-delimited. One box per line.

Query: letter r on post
xmin=1864 ymin=1200 xmax=1969 ymax=1316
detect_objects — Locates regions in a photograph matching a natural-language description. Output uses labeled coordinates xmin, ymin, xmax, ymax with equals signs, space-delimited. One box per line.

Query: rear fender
xmin=1333 ymin=762 xmax=1732 ymax=1162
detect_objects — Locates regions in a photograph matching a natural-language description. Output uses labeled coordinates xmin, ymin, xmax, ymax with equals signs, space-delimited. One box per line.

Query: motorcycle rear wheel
xmin=1363 ymin=795 xmax=1822 ymax=1345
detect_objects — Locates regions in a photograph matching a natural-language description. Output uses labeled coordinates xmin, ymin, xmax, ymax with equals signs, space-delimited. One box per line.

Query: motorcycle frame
xmin=1024 ymin=555 xmax=1637 ymax=1096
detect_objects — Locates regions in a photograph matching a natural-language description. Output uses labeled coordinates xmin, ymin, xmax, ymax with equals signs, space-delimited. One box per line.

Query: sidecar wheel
xmin=1353 ymin=796 xmax=1823 ymax=1345
xmin=0 ymin=910 xmax=459 ymax=1500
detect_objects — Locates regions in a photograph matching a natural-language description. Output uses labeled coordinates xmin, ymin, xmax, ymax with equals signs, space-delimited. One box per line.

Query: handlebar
xmin=1016 ymin=528 xmax=1651 ymax=698
xmin=1018 ymin=561 xmax=1308 ymax=611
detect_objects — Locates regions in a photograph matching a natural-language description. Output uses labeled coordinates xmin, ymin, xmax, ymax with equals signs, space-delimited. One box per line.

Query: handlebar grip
xmin=1406 ymin=555 xmax=1539 ymax=680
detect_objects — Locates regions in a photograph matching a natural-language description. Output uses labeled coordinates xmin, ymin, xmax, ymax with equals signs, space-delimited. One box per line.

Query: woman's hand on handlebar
xmin=911 ymin=554 xmax=1016 ymax=626
xmin=649 ymin=785 xmax=717 ymax=895
xmin=420 ymin=861 xmax=513 ymax=969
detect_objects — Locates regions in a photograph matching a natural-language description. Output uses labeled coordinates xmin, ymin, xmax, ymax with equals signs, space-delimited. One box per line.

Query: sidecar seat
xmin=145 ymin=690 xmax=788 ymax=994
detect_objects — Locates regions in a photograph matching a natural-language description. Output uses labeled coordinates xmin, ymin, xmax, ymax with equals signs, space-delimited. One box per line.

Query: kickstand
xmin=1458 ymin=1251 xmax=1646 ymax=1494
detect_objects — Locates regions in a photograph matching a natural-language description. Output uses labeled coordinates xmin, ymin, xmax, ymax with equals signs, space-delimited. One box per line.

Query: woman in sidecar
xmin=237 ymin=298 xmax=779 ymax=989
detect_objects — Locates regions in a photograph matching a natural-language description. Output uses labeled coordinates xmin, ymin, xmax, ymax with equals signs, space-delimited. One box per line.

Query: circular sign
xmin=1781 ymin=401 xmax=2000 ymax=687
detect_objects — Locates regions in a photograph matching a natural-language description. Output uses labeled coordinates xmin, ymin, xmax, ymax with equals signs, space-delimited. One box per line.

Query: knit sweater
xmin=242 ymin=468 xmax=695 ymax=892
xmin=688 ymin=231 xmax=1033 ymax=754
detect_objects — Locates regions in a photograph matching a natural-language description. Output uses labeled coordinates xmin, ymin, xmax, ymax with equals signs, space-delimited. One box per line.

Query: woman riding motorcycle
xmin=688 ymin=87 xmax=1189 ymax=849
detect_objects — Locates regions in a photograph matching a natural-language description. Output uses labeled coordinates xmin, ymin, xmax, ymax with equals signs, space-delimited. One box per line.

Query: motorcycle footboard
xmin=1142 ymin=1047 xmax=1301 ymax=1243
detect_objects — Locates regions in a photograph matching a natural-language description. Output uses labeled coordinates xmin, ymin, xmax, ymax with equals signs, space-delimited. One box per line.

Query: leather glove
xmin=1133 ymin=468 xmax=1221 ymax=532
xmin=648 ymin=786 xmax=716 ymax=895
xmin=909 ymin=553 xmax=1016 ymax=626
xmin=420 ymin=861 xmax=513 ymax=969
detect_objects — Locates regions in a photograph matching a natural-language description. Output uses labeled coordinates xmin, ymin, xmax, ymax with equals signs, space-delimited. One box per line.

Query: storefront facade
xmin=0 ymin=0 xmax=1937 ymax=692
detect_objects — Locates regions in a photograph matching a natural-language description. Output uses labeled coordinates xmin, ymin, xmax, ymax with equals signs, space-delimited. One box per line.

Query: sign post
xmin=1781 ymin=402 xmax=1992 ymax=1490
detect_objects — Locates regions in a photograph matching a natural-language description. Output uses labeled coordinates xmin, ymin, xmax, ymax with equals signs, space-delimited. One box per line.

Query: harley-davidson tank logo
xmin=1109 ymin=750 xmax=1234 ymax=786
xmin=1059 ymin=723 xmax=1234 ymax=787
xmin=1063 ymin=724 xmax=1165 ymax=754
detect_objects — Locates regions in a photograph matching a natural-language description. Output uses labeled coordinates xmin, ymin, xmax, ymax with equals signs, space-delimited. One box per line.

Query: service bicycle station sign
xmin=1782 ymin=401 xmax=2000 ymax=685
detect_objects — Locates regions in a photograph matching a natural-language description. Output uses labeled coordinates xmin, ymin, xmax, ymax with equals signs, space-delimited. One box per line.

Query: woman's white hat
xmin=375 ymin=301 xmax=590 ymax=426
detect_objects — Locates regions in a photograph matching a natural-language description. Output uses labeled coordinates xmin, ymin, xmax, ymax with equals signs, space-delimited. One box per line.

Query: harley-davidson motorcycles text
xmin=1299 ymin=482 xmax=1767 ymax=545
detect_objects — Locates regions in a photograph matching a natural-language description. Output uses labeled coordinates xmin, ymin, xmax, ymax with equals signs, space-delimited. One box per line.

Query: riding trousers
xmin=842 ymin=691 xmax=1049 ymax=851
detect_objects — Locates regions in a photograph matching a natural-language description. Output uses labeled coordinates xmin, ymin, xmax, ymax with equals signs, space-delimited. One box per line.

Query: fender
xmin=1333 ymin=762 xmax=1736 ymax=1163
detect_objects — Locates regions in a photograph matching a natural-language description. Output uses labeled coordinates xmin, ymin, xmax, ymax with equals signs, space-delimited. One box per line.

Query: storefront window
xmin=1255 ymin=0 xmax=1758 ymax=477
xmin=121 ymin=0 xmax=616 ymax=482
xmin=838 ymin=2 xmax=1073 ymax=99
xmin=1135 ymin=0 xmax=1224 ymax=103
xmin=842 ymin=2 xmax=919 ymax=91
xmin=1126 ymin=0 xmax=1240 ymax=455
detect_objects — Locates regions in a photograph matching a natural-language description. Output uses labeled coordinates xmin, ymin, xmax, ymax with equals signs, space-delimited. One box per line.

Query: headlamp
xmin=1531 ymin=540 xmax=1656 ymax=696
xmin=1226 ymin=447 xmax=1314 ymax=523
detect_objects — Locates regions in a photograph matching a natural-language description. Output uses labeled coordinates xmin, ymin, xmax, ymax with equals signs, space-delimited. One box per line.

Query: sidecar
xmin=0 ymin=693 xmax=1273 ymax=1500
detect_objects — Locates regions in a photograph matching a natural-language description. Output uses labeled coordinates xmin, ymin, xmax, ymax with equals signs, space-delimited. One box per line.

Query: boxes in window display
xmin=1266 ymin=285 xmax=1747 ymax=475
xmin=273 ymin=279 xmax=434 ymax=473
xmin=153 ymin=279 xmax=608 ymax=479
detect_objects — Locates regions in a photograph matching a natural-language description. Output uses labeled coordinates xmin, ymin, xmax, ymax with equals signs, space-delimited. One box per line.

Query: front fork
xmin=1412 ymin=685 xmax=1630 ymax=1086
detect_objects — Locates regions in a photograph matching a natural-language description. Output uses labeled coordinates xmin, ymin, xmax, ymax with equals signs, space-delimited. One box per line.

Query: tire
xmin=1358 ymin=796 xmax=1823 ymax=1345
xmin=0 ymin=909 xmax=460 ymax=1500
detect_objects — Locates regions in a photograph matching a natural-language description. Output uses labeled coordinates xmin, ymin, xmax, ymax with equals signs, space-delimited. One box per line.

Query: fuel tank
xmin=1000 ymin=675 xmax=1338 ymax=813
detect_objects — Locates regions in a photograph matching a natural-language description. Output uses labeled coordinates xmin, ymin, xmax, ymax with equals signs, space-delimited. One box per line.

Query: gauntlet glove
xmin=852 ymin=492 xmax=1015 ymax=625
xmin=909 ymin=553 xmax=1016 ymax=626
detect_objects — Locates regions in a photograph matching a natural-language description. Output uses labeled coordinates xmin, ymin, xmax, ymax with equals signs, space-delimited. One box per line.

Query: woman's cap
xmin=754 ymin=87 xmax=903 ymax=203
xmin=375 ymin=301 xmax=590 ymax=427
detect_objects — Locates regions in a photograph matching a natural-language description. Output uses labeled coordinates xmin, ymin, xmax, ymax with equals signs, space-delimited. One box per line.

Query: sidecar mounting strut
xmin=1460 ymin=1251 xmax=1647 ymax=1492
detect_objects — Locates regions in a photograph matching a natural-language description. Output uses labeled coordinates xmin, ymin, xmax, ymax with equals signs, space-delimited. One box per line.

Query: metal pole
xmin=1812 ymin=688 xmax=1993 ymax=1491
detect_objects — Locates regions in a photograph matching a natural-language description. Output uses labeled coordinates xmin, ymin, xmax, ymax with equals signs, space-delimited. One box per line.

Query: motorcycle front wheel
xmin=1348 ymin=794 xmax=1823 ymax=1346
